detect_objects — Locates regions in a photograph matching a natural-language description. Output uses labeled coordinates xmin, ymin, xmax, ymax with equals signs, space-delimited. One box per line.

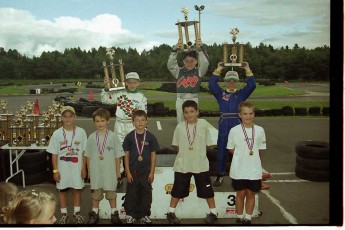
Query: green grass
xmin=0 ymin=86 xmax=28 ymax=95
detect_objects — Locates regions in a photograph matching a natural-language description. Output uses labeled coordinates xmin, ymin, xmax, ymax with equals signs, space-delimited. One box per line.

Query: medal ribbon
xmin=62 ymin=127 xmax=76 ymax=151
xmin=135 ymin=129 xmax=146 ymax=157
xmin=96 ymin=129 xmax=109 ymax=157
xmin=185 ymin=121 xmax=197 ymax=146
xmin=241 ymin=123 xmax=255 ymax=151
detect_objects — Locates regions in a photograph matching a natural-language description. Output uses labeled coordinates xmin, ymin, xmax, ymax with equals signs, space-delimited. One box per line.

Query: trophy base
xmin=224 ymin=63 xmax=242 ymax=67
xmin=109 ymin=87 xmax=126 ymax=92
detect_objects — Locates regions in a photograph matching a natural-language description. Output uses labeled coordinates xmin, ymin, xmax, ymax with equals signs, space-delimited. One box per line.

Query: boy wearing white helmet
xmin=101 ymin=72 xmax=147 ymax=182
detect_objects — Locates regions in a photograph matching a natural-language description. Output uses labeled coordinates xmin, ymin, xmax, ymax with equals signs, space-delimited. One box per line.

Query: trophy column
xmin=223 ymin=27 xmax=245 ymax=68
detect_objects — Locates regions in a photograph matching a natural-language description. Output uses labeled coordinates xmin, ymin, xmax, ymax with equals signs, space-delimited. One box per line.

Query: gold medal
xmin=189 ymin=146 xmax=193 ymax=150
xmin=99 ymin=155 xmax=104 ymax=160
xmin=249 ymin=150 xmax=253 ymax=155
xmin=138 ymin=156 xmax=143 ymax=161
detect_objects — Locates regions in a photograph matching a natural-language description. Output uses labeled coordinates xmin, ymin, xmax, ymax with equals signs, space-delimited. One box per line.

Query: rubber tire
xmin=295 ymin=141 xmax=329 ymax=159
xmin=19 ymin=160 xmax=48 ymax=175
xmin=206 ymin=146 xmax=232 ymax=162
xmin=295 ymin=164 xmax=329 ymax=182
xmin=10 ymin=170 xmax=48 ymax=186
xmin=295 ymin=107 xmax=308 ymax=116
xmin=295 ymin=155 xmax=329 ymax=170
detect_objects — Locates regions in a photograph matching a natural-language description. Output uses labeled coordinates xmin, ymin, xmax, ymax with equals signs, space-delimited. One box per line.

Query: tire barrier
xmin=295 ymin=140 xmax=329 ymax=182
xmin=308 ymin=107 xmax=321 ymax=116
xmin=294 ymin=107 xmax=308 ymax=116
xmin=282 ymin=106 xmax=294 ymax=116
xmin=322 ymin=107 xmax=329 ymax=116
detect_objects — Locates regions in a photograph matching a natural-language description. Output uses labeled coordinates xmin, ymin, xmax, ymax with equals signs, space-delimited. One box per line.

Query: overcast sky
xmin=0 ymin=0 xmax=330 ymax=57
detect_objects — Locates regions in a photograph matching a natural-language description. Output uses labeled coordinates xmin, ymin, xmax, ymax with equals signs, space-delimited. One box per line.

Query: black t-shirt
xmin=122 ymin=130 xmax=160 ymax=174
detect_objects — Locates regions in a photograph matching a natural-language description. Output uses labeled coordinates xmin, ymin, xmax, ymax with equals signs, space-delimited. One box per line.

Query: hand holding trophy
xmin=103 ymin=48 xmax=125 ymax=91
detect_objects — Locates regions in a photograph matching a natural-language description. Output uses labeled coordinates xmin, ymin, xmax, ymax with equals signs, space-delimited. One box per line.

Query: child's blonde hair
xmin=0 ymin=182 xmax=18 ymax=224
xmin=238 ymin=101 xmax=256 ymax=113
xmin=2 ymin=189 xmax=55 ymax=224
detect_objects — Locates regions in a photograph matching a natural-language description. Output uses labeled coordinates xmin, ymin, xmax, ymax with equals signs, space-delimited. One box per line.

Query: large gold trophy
xmin=175 ymin=7 xmax=201 ymax=51
xmin=223 ymin=27 xmax=244 ymax=67
xmin=103 ymin=48 xmax=125 ymax=91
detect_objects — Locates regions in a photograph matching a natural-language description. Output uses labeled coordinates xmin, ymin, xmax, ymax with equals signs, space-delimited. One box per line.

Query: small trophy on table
xmin=175 ymin=7 xmax=202 ymax=51
xmin=103 ymin=48 xmax=125 ymax=91
xmin=223 ymin=27 xmax=245 ymax=67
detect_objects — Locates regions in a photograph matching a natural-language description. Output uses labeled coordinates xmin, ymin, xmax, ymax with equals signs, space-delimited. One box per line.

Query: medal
xmin=186 ymin=121 xmax=197 ymax=151
xmin=96 ymin=129 xmax=109 ymax=161
xmin=63 ymin=127 xmax=76 ymax=155
xmin=135 ymin=129 xmax=146 ymax=162
xmin=241 ymin=123 xmax=255 ymax=156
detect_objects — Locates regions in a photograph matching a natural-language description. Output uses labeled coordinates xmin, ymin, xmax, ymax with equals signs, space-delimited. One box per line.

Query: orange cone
xmin=89 ymin=90 xmax=94 ymax=101
xmin=33 ymin=98 xmax=40 ymax=115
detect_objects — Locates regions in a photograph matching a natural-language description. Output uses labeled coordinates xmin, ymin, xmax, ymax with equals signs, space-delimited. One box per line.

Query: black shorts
xmin=171 ymin=171 xmax=214 ymax=199
xmin=232 ymin=179 xmax=261 ymax=193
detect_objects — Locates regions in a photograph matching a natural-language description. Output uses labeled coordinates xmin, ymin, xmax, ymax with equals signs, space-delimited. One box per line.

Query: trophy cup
xmin=103 ymin=48 xmax=125 ymax=91
xmin=175 ymin=7 xmax=201 ymax=51
xmin=223 ymin=27 xmax=244 ymax=67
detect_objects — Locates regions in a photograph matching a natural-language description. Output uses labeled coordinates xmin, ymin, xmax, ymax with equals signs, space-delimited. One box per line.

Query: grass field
xmin=0 ymin=80 xmax=329 ymax=111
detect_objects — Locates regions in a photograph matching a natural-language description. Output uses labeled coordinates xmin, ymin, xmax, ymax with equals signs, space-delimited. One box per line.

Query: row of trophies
xmin=102 ymin=6 xmax=245 ymax=90
xmin=0 ymin=100 xmax=62 ymax=147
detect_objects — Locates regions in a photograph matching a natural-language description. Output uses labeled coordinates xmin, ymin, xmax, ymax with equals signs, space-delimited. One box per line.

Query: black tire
xmin=206 ymin=146 xmax=232 ymax=162
xmin=295 ymin=164 xmax=329 ymax=182
xmin=272 ymin=109 xmax=283 ymax=116
xmin=19 ymin=160 xmax=48 ymax=175
xmin=154 ymin=102 xmax=164 ymax=112
xmin=295 ymin=107 xmax=308 ymax=116
xmin=322 ymin=107 xmax=329 ymax=116
xmin=308 ymin=107 xmax=321 ymax=116
xmin=282 ymin=106 xmax=294 ymax=116
xmin=9 ymin=170 xmax=48 ymax=186
xmin=264 ymin=109 xmax=273 ymax=116
xmin=81 ymin=105 xmax=100 ymax=117
xmin=296 ymin=155 xmax=329 ymax=170
xmin=295 ymin=141 xmax=329 ymax=159
xmin=18 ymin=150 xmax=47 ymax=164
xmin=255 ymin=109 xmax=265 ymax=117
xmin=147 ymin=104 xmax=155 ymax=116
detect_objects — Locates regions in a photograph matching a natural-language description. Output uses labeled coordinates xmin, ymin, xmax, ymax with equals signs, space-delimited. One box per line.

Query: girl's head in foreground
xmin=182 ymin=100 xmax=199 ymax=123
xmin=0 ymin=182 xmax=18 ymax=223
xmin=3 ymin=189 xmax=56 ymax=224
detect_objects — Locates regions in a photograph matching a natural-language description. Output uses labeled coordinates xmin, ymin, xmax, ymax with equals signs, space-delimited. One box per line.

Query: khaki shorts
xmin=91 ymin=188 xmax=117 ymax=201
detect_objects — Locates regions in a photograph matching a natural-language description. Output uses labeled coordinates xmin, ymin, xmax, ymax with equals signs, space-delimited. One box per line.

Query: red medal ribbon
xmin=62 ymin=127 xmax=76 ymax=152
xmin=241 ymin=123 xmax=255 ymax=151
xmin=96 ymin=129 xmax=109 ymax=157
xmin=185 ymin=121 xmax=197 ymax=147
xmin=135 ymin=129 xmax=146 ymax=158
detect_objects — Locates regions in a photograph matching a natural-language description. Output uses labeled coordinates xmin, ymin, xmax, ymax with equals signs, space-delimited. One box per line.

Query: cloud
xmin=0 ymin=8 xmax=152 ymax=56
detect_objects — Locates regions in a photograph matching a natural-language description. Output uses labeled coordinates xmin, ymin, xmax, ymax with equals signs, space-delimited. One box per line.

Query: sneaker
xmin=204 ymin=212 xmax=218 ymax=224
xmin=87 ymin=211 xmax=99 ymax=224
xmin=111 ymin=211 xmax=122 ymax=224
xmin=242 ymin=218 xmax=251 ymax=225
xmin=213 ymin=175 xmax=223 ymax=187
xmin=166 ymin=212 xmax=180 ymax=224
xmin=72 ymin=212 xmax=85 ymax=224
xmin=126 ymin=215 xmax=135 ymax=224
xmin=235 ymin=218 xmax=243 ymax=224
xmin=140 ymin=216 xmax=152 ymax=224
xmin=56 ymin=213 xmax=69 ymax=224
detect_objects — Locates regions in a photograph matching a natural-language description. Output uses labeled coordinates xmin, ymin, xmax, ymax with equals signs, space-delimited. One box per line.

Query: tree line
xmin=0 ymin=43 xmax=329 ymax=82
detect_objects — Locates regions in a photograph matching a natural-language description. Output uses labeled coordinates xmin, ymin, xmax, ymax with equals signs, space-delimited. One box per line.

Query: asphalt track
xmin=1 ymin=82 xmax=334 ymax=225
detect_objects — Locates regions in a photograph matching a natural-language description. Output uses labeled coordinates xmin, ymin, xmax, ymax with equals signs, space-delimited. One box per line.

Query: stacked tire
xmin=207 ymin=146 xmax=231 ymax=176
xmin=9 ymin=150 xmax=48 ymax=186
xmin=295 ymin=141 xmax=329 ymax=182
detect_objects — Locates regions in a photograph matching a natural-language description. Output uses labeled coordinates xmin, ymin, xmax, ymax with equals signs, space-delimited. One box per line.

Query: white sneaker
xmin=140 ymin=216 xmax=152 ymax=224
xmin=126 ymin=215 xmax=135 ymax=224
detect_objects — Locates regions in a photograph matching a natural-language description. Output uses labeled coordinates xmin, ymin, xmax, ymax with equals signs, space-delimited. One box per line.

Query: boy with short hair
xmin=122 ymin=110 xmax=159 ymax=224
xmin=227 ymin=101 xmax=266 ymax=225
xmin=167 ymin=39 xmax=209 ymax=123
xmin=166 ymin=100 xmax=218 ymax=225
xmin=101 ymin=72 xmax=147 ymax=184
xmin=47 ymin=106 xmax=88 ymax=224
xmin=84 ymin=108 xmax=125 ymax=225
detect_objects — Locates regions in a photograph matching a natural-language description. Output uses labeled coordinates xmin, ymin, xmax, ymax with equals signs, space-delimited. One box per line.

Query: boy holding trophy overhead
xmin=167 ymin=38 xmax=209 ymax=124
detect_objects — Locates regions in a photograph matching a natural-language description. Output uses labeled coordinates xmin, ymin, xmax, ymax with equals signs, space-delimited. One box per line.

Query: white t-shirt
xmin=84 ymin=130 xmax=125 ymax=191
xmin=227 ymin=124 xmax=266 ymax=180
xmin=46 ymin=126 xmax=87 ymax=189
xmin=172 ymin=119 xmax=212 ymax=173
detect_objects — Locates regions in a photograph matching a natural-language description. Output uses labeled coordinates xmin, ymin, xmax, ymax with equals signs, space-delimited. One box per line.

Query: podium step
xmin=99 ymin=167 xmax=259 ymax=219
